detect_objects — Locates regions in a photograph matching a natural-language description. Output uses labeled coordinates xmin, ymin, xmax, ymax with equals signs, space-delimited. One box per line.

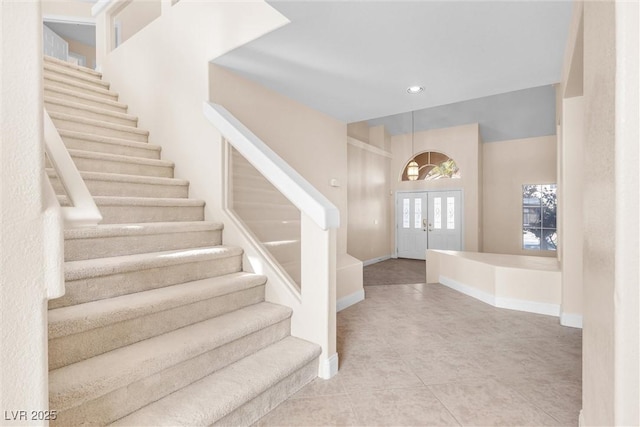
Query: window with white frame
xmin=522 ymin=184 xmax=557 ymax=251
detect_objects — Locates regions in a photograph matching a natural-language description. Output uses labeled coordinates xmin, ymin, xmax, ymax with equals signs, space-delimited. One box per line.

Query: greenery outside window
xmin=522 ymin=184 xmax=557 ymax=251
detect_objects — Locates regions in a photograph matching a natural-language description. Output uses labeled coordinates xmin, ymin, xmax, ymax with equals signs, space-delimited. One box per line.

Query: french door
xmin=396 ymin=190 xmax=462 ymax=260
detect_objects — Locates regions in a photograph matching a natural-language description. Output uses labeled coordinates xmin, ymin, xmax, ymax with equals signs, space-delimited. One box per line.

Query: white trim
xmin=43 ymin=15 xmax=96 ymax=25
xmin=495 ymin=296 xmax=560 ymax=317
xmin=43 ymin=179 xmax=65 ymax=300
xmin=337 ymin=289 xmax=365 ymax=312
xmin=560 ymin=312 xmax=583 ymax=329
xmin=439 ymin=276 xmax=496 ymax=306
xmin=439 ymin=275 xmax=561 ymax=317
xmin=92 ymin=0 xmax=115 ymax=17
xmin=347 ymin=136 xmax=392 ymax=158
xmin=363 ymin=255 xmax=391 ymax=266
xmin=44 ymin=109 xmax=102 ymax=227
xmin=578 ymin=409 xmax=584 ymax=427
xmin=204 ymin=102 xmax=339 ymax=230
xmin=319 ymin=352 xmax=339 ymax=379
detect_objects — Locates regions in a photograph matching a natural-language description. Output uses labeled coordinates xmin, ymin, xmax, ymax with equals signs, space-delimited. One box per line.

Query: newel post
xmin=300 ymin=213 xmax=338 ymax=379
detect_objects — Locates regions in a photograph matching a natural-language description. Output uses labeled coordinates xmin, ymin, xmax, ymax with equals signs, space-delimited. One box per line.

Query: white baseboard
xmin=561 ymin=312 xmax=583 ymax=329
xmin=439 ymin=276 xmax=496 ymax=306
xmin=578 ymin=409 xmax=584 ymax=427
xmin=439 ymin=276 xmax=561 ymax=317
xmin=319 ymin=352 xmax=339 ymax=379
xmin=336 ymin=289 xmax=365 ymax=312
xmin=496 ymin=296 xmax=560 ymax=317
xmin=363 ymin=255 xmax=391 ymax=266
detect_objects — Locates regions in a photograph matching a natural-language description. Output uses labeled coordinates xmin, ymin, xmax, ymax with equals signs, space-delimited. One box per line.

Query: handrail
xmin=44 ymin=109 xmax=102 ymax=227
xmin=203 ymin=102 xmax=340 ymax=231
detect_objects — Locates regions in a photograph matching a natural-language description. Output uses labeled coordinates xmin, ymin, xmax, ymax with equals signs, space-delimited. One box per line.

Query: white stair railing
xmin=203 ymin=102 xmax=340 ymax=379
xmin=44 ymin=109 xmax=102 ymax=227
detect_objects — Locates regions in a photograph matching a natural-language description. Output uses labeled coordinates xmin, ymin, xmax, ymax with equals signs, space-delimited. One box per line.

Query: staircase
xmin=44 ymin=56 xmax=320 ymax=426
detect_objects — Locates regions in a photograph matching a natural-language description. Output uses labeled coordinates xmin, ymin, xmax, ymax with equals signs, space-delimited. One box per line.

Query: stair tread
xmin=49 ymin=302 xmax=293 ymax=411
xmin=44 ymin=62 xmax=109 ymax=87
xmin=50 ymin=112 xmax=149 ymax=136
xmin=111 ymin=336 xmax=320 ymax=426
xmin=65 ymin=245 xmax=242 ymax=281
xmin=66 ymin=149 xmax=173 ymax=167
xmin=45 ymin=86 xmax=127 ymax=110
xmin=47 ymin=169 xmax=186 ymax=186
xmin=58 ymin=129 xmax=159 ymax=152
xmin=45 ymin=96 xmax=136 ymax=122
xmin=44 ymin=55 xmax=102 ymax=77
xmin=45 ymin=74 xmax=118 ymax=97
xmin=49 ymin=272 xmax=266 ymax=339
xmin=57 ymin=195 xmax=204 ymax=207
xmin=64 ymin=221 xmax=221 ymax=240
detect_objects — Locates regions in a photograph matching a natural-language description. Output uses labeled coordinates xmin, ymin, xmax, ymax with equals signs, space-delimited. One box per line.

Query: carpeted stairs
xmin=44 ymin=55 xmax=320 ymax=426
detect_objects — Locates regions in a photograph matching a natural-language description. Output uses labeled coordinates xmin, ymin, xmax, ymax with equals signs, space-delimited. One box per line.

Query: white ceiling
xmin=213 ymin=0 xmax=573 ymax=135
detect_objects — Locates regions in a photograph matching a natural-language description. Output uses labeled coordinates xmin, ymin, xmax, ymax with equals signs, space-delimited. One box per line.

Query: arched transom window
xmin=401 ymin=151 xmax=461 ymax=181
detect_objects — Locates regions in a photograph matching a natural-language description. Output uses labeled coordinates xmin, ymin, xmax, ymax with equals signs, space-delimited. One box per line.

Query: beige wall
xmin=114 ymin=0 xmax=161 ymax=47
xmin=583 ymin=1 xmax=616 ymax=424
xmin=483 ymin=135 xmax=557 ymax=257
xmin=210 ymin=65 xmax=349 ymax=256
xmin=559 ymin=96 xmax=583 ymax=320
xmin=392 ymin=123 xmax=482 ymax=252
xmin=42 ymin=0 xmax=93 ymax=20
xmin=66 ymin=37 xmax=96 ymax=69
xmin=347 ymin=136 xmax=392 ymax=263
xmin=347 ymin=121 xmax=370 ymax=144
xmin=1 ymin=1 xmax=50 ymax=421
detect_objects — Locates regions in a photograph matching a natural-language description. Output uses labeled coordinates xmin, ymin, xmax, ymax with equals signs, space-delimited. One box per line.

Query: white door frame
xmin=394 ymin=189 xmax=465 ymax=258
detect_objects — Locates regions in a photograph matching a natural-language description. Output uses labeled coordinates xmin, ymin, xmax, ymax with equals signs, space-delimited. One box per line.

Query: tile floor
xmin=257 ymin=260 xmax=582 ymax=427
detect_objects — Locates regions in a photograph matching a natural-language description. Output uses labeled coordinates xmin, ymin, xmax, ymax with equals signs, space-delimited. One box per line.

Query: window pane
xmin=414 ymin=198 xmax=422 ymax=229
xmin=523 ymin=183 xmax=557 ymax=251
xmin=543 ymin=206 xmax=557 ymax=228
xmin=434 ymin=197 xmax=441 ymax=229
xmin=523 ymin=207 xmax=541 ymax=227
xmin=542 ymin=229 xmax=558 ymax=251
xmin=523 ymin=228 xmax=541 ymax=250
xmin=446 ymin=197 xmax=455 ymax=229
xmin=402 ymin=199 xmax=410 ymax=228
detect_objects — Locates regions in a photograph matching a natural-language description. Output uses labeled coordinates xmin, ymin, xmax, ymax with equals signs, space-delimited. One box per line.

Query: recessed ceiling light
xmin=407 ymin=86 xmax=424 ymax=94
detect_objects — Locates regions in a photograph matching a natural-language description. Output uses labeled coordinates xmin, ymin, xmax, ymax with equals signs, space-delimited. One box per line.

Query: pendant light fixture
xmin=407 ymin=110 xmax=419 ymax=181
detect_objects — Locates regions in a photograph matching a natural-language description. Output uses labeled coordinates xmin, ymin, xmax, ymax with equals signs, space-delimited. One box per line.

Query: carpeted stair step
xmin=53 ymin=149 xmax=173 ymax=177
xmin=44 ymin=61 xmax=110 ymax=90
xmin=45 ymin=85 xmax=128 ymax=113
xmin=49 ymin=303 xmax=293 ymax=426
xmin=64 ymin=221 xmax=222 ymax=261
xmin=44 ymin=74 xmax=119 ymax=101
xmin=234 ymin=201 xmax=300 ymax=221
xmin=44 ymin=55 xmax=102 ymax=79
xmin=48 ymin=169 xmax=187 ymax=199
xmin=51 ymin=246 xmax=243 ymax=309
xmin=111 ymin=336 xmax=321 ymax=426
xmin=57 ymin=195 xmax=205 ymax=224
xmin=48 ymin=272 xmax=267 ymax=369
xmin=45 ymin=96 xmax=137 ymax=127
xmin=57 ymin=129 xmax=160 ymax=159
xmin=50 ymin=112 xmax=149 ymax=143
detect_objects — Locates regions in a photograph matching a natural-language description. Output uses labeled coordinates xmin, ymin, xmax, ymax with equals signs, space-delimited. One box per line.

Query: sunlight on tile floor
xmin=256 ymin=270 xmax=582 ymax=427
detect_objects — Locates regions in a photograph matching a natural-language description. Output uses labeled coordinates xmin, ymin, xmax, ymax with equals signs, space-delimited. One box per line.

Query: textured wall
xmin=1 ymin=2 xmax=49 ymax=423
xmin=483 ymin=135 xmax=558 ymax=257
